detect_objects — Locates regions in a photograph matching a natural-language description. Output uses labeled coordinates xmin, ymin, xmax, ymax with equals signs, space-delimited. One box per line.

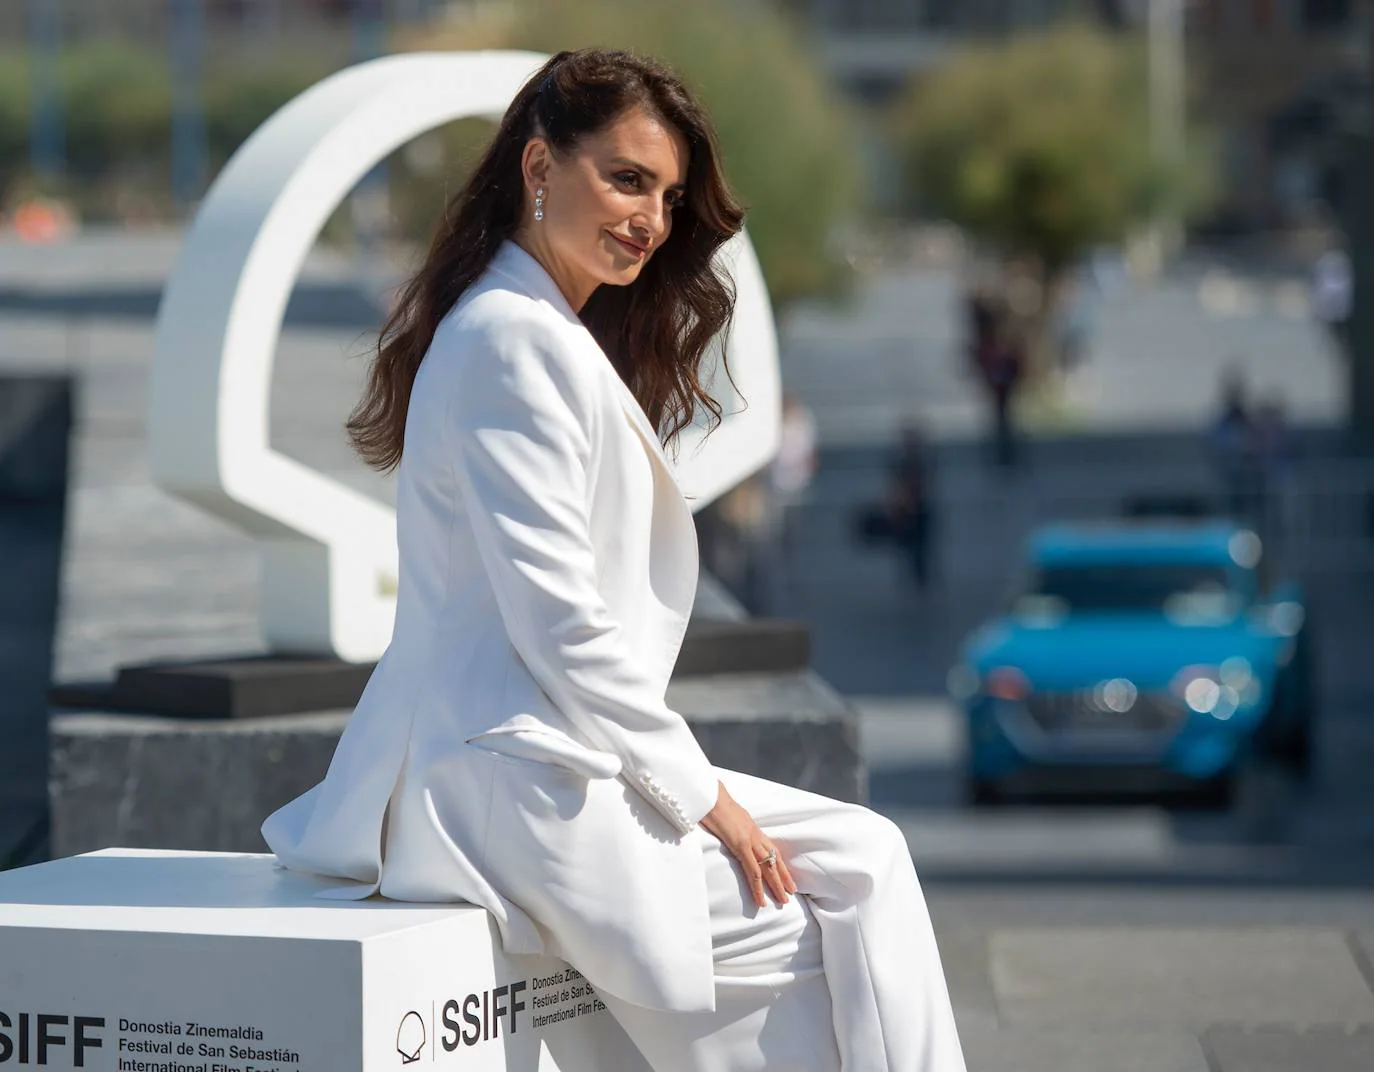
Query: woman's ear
xmin=520 ymin=137 xmax=552 ymax=195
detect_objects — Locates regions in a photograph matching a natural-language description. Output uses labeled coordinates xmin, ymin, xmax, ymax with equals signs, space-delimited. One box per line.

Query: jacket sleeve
xmin=445 ymin=315 xmax=720 ymax=835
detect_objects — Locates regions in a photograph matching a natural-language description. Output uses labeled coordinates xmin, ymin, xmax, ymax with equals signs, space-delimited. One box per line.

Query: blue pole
xmin=350 ymin=0 xmax=389 ymax=288
xmin=352 ymin=0 xmax=388 ymax=193
xmin=352 ymin=0 xmax=387 ymax=65
xmin=27 ymin=0 xmax=64 ymax=182
xmin=169 ymin=0 xmax=207 ymax=209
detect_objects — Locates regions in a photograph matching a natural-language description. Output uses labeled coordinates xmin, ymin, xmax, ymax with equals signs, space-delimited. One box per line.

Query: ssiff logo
xmin=397 ymin=1010 xmax=426 ymax=1065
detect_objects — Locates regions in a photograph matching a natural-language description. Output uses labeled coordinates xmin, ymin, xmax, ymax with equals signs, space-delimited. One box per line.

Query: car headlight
xmin=984 ymin=666 xmax=1031 ymax=701
xmin=1220 ymin=656 xmax=1254 ymax=692
xmin=1268 ymin=601 xmax=1305 ymax=637
xmin=1172 ymin=661 xmax=1256 ymax=719
xmin=949 ymin=665 xmax=1030 ymax=702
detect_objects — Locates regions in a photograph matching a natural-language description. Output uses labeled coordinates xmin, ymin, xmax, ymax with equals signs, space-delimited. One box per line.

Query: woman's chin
xmin=600 ymin=262 xmax=645 ymax=287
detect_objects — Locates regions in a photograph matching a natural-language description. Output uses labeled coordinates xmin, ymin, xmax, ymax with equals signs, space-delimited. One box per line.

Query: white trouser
xmin=602 ymin=769 xmax=967 ymax=1072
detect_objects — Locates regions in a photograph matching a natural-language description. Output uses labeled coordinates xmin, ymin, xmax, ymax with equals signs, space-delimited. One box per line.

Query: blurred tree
xmin=0 ymin=52 xmax=30 ymax=201
xmin=6 ymin=0 xmax=864 ymax=290
xmin=384 ymin=118 xmax=497 ymax=245
xmin=392 ymin=0 xmax=865 ymax=307
xmin=10 ymin=42 xmax=328 ymax=219
xmin=894 ymin=22 xmax=1213 ymax=275
xmin=204 ymin=61 xmax=330 ymax=167
xmin=61 ymin=43 xmax=173 ymax=198
xmin=891 ymin=23 xmax=1215 ymax=368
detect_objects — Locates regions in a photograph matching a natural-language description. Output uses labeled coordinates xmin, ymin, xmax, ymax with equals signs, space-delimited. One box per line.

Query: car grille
xmin=1024 ymin=689 xmax=1183 ymax=735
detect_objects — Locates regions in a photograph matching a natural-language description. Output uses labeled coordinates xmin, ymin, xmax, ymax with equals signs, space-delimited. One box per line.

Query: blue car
xmin=951 ymin=521 xmax=1314 ymax=805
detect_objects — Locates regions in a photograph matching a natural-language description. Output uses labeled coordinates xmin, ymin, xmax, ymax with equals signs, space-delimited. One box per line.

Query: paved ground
xmin=775 ymin=245 xmax=1374 ymax=1068
xmin=2 ymin=229 xmax=1372 ymax=1069
xmin=778 ymin=246 xmax=1346 ymax=445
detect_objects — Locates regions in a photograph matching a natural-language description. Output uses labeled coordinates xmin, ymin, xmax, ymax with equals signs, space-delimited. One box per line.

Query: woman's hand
xmin=700 ymin=782 xmax=798 ymax=909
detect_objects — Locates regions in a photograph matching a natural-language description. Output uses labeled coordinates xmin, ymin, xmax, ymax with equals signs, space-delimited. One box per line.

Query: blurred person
xmin=984 ymin=326 xmax=1024 ymax=470
xmin=767 ymin=390 xmax=818 ymax=593
xmin=1252 ymin=395 xmax=1296 ymax=547
xmin=260 ymin=48 xmax=965 ymax=1072
xmin=1311 ymin=244 xmax=1352 ymax=360
xmin=963 ymin=283 xmax=1023 ymax=469
xmin=963 ymin=282 xmax=998 ymax=380
xmin=850 ymin=423 xmax=937 ymax=595
xmin=886 ymin=422 xmax=935 ymax=591
xmin=714 ymin=472 xmax=774 ymax=614
xmin=1054 ymin=275 xmax=1094 ymax=374
xmin=1209 ymin=371 xmax=1258 ymax=521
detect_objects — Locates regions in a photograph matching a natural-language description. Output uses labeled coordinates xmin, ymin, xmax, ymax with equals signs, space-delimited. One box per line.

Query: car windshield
xmin=1018 ymin=562 xmax=1236 ymax=616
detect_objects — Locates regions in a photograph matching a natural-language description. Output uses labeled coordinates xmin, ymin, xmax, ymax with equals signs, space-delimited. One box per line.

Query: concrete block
xmin=0 ymin=849 xmax=647 ymax=1071
xmin=50 ymin=625 xmax=813 ymax=721
xmin=669 ymin=671 xmax=864 ymax=803
xmin=51 ymin=671 xmax=863 ymax=857
xmin=991 ymin=928 xmax=1374 ymax=1027
xmin=49 ymin=711 xmax=346 ymax=856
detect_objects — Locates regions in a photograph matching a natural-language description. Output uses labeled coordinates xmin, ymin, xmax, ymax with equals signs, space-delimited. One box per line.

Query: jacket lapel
xmin=602 ymin=362 xmax=676 ymax=473
xmin=489 ymin=241 xmax=681 ymax=486
xmin=484 ymin=243 xmax=699 ymax=641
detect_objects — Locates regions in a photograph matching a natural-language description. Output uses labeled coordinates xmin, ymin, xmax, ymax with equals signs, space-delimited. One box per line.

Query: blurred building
xmin=7 ymin=0 xmax=1368 ymax=232
xmin=795 ymin=0 xmax=1369 ymax=230
xmin=0 ymin=1 xmax=445 ymax=42
xmin=797 ymin=0 xmax=1088 ymax=99
xmin=1190 ymin=0 xmax=1367 ymax=231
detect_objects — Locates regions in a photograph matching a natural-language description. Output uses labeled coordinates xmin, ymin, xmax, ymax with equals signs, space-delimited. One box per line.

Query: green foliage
xmin=408 ymin=0 xmax=864 ymax=306
xmin=5 ymin=2 xmax=862 ymax=306
xmin=892 ymin=23 xmax=1214 ymax=272
xmin=5 ymin=42 xmax=333 ymax=215
xmin=0 ymin=50 xmax=29 ymax=198
xmin=204 ymin=61 xmax=331 ymax=167
xmin=60 ymin=42 xmax=173 ymax=185
xmin=386 ymin=117 xmax=498 ymax=245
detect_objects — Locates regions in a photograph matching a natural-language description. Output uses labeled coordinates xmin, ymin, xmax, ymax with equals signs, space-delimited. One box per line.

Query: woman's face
xmin=521 ymin=106 xmax=690 ymax=309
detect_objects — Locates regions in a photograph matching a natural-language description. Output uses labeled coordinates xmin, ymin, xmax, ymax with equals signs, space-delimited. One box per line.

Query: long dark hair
xmin=347 ymin=48 xmax=746 ymax=472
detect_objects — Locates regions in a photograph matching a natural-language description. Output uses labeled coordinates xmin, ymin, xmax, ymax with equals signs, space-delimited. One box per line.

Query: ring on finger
xmin=761 ymin=847 xmax=777 ymax=867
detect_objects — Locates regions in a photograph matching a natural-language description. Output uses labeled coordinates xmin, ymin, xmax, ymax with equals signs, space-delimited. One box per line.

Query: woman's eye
xmin=666 ymin=190 xmax=685 ymax=208
xmin=616 ymin=171 xmax=641 ymax=189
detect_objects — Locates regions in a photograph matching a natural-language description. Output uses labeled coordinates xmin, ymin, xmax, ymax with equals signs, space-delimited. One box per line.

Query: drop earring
xmin=534 ymin=187 xmax=545 ymax=222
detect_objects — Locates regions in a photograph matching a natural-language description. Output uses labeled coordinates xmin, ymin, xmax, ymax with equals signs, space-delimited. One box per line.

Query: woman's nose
xmin=636 ymin=198 xmax=668 ymax=240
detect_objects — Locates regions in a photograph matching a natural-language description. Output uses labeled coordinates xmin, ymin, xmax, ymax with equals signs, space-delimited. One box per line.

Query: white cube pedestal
xmin=0 ymin=849 xmax=649 ymax=1071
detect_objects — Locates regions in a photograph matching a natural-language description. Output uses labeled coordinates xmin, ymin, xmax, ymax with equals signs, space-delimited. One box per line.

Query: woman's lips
xmin=608 ymin=232 xmax=647 ymax=258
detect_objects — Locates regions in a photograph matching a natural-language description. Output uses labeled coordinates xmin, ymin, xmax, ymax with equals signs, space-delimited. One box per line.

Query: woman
xmin=262 ymin=48 xmax=965 ymax=1071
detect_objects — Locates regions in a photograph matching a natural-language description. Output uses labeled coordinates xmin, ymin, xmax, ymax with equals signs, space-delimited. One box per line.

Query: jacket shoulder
xmin=429 ymin=284 xmax=601 ymax=426
xmin=451 ymin=281 xmax=580 ymax=355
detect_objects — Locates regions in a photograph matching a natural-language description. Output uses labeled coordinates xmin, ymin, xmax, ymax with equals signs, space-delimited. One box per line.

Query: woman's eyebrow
xmin=611 ymin=157 xmax=686 ymax=189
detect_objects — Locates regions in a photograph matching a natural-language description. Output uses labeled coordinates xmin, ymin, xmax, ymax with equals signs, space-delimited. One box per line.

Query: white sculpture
xmin=149 ymin=51 xmax=781 ymax=663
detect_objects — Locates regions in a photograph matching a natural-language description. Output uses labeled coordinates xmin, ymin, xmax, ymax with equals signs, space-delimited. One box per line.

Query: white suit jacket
xmin=262 ymin=241 xmax=723 ymax=1013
